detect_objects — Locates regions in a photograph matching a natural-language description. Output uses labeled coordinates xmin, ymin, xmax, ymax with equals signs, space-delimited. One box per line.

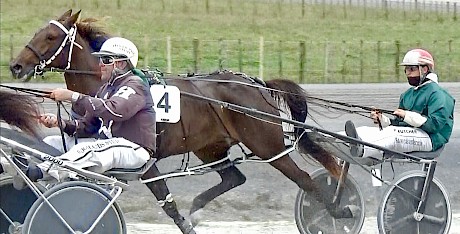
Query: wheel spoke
xmin=422 ymin=214 xmax=447 ymax=225
xmin=378 ymin=171 xmax=451 ymax=234
xmin=294 ymin=169 xmax=365 ymax=234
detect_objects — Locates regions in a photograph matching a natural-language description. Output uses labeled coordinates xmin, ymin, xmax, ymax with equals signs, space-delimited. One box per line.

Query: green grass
xmin=1 ymin=0 xmax=460 ymax=83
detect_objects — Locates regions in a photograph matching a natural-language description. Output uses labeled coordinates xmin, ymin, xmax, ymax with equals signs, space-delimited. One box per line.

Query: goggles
xmin=100 ymin=56 xmax=116 ymax=65
xmin=404 ymin=65 xmax=419 ymax=73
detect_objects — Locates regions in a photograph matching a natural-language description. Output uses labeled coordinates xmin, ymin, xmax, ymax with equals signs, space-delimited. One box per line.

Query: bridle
xmin=25 ymin=20 xmax=83 ymax=78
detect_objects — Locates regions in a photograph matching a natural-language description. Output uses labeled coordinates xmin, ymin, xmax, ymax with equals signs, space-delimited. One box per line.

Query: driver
xmin=344 ymin=48 xmax=455 ymax=159
xmin=15 ymin=37 xmax=156 ymax=181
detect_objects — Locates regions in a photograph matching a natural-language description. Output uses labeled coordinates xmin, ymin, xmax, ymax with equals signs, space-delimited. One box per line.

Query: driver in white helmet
xmin=20 ymin=37 xmax=156 ymax=181
xmin=344 ymin=48 xmax=455 ymax=159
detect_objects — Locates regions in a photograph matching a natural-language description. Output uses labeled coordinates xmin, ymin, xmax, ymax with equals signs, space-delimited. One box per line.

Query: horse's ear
xmin=57 ymin=9 xmax=73 ymax=21
xmin=65 ymin=10 xmax=81 ymax=26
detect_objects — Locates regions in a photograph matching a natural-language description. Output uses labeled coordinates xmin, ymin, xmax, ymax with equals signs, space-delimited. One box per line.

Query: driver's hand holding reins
xmin=370 ymin=108 xmax=406 ymax=130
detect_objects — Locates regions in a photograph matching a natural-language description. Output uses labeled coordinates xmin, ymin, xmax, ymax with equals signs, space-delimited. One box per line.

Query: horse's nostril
xmin=10 ymin=64 xmax=22 ymax=74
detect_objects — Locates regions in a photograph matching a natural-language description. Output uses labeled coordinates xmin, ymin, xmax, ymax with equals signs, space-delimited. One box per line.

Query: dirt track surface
xmin=1 ymin=82 xmax=459 ymax=233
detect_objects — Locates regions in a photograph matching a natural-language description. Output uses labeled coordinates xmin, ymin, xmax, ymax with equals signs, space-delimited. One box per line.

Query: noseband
xmin=26 ymin=20 xmax=83 ymax=78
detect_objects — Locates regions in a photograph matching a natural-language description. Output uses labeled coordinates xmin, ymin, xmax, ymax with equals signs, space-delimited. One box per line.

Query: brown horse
xmin=9 ymin=10 xmax=352 ymax=234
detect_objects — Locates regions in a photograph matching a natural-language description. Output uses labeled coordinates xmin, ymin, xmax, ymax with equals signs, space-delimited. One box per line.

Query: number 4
xmin=157 ymin=92 xmax=171 ymax=113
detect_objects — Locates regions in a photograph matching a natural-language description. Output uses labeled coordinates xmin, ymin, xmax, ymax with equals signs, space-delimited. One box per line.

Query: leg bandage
xmin=157 ymin=193 xmax=174 ymax=207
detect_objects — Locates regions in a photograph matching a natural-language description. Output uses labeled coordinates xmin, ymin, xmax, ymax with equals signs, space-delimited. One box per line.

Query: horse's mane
xmin=0 ymin=90 xmax=41 ymax=137
xmin=76 ymin=18 xmax=110 ymax=52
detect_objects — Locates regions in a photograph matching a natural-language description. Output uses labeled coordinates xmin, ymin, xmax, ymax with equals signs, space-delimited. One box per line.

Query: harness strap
xmin=27 ymin=20 xmax=83 ymax=79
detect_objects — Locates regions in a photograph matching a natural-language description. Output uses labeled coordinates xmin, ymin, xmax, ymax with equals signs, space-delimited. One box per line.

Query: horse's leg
xmin=141 ymin=164 xmax=196 ymax=234
xmin=189 ymin=149 xmax=246 ymax=216
xmin=267 ymin=155 xmax=354 ymax=218
xmin=240 ymin=125 xmax=353 ymax=219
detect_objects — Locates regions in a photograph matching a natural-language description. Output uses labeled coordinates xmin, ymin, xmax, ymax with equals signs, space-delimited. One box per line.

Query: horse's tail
xmin=265 ymin=79 xmax=341 ymax=179
xmin=0 ymin=90 xmax=41 ymax=137
xmin=265 ymin=79 xmax=308 ymax=123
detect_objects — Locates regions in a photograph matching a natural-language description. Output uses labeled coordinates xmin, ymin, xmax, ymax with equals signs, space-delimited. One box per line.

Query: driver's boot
xmin=345 ymin=120 xmax=364 ymax=157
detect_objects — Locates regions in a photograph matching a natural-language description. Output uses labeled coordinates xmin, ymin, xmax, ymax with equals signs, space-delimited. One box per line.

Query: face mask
xmin=407 ymin=76 xmax=421 ymax=86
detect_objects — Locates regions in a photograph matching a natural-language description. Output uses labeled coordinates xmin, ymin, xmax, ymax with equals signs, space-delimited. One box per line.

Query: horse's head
xmin=10 ymin=9 xmax=85 ymax=80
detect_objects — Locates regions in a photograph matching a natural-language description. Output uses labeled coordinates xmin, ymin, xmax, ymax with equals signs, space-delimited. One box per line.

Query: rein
xmin=0 ymin=84 xmax=73 ymax=152
xmin=43 ymin=67 xmax=99 ymax=75
xmin=169 ymin=75 xmax=393 ymax=118
xmin=0 ymin=84 xmax=51 ymax=98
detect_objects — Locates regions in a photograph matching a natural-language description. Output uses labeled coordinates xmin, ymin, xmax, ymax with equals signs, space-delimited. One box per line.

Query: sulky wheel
xmin=377 ymin=170 xmax=451 ymax=234
xmin=0 ymin=176 xmax=44 ymax=234
xmin=294 ymin=168 xmax=365 ymax=234
xmin=22 ymin=181 xmax=126 ymax=234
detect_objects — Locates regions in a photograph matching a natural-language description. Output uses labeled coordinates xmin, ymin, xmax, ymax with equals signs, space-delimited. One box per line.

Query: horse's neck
xmin=64 ymin=37 xmax=103 ymax=96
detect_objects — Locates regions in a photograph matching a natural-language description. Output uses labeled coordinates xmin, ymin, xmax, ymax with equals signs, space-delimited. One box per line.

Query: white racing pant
xmin=339 ymin=126 xmax=432 ymax=159
xmin=40 ymin=135 xmax=150 ymax=181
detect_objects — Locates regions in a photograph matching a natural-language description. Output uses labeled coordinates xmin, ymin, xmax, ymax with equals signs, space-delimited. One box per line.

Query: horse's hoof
xmin=189 ymin=209 xmax=203 ymax=227
xmin=335 ymin=205 xmax=358 ymax=219
xmin=178 ymin=219 xmax=196 ymax=234
xmin=326 ymin=204 xmax=358 ymax=219
xmin=346 ymin=205 xmax=361 ymax=217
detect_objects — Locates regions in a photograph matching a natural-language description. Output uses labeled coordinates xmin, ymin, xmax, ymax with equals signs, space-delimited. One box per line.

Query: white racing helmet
xmin=93 ymin=37 xmax=139 ymax=67
xmin=400 ymin=49 xmax=435 ymax=70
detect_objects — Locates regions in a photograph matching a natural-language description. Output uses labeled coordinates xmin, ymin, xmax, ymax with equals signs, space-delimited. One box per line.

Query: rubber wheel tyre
xmin=294 ymin=168 xmax=365 ymax=234
xmin=0 ymin=176 xmax=44 ymax=234
xmin=22 ymin=181 xmax=126 ymax=234
xmin=377 ymin=170 xmax=451 ymax=234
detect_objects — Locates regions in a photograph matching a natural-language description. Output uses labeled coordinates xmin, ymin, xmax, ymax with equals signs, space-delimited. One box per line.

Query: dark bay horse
xmin=9 ymin=10 xmax=354 ymax=234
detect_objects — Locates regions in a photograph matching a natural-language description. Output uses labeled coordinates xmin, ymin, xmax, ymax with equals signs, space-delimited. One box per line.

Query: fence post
xmin=384 ymin=0 xmax=389 ymax=20
xmin=343 ymin=0 xmax=347 ymax=19
xmin=299 ymin=41 xmax=306 ymax=83
xmin=377 ymin=41 xmax=382 ymax=82
xmin=363 ymin=0 xmax=367 ymax=19
xmin=302 ymin=0 xmax=306 ymax=18
xmin=278 ymin=0 xmax=283 ymax=18
xmin=166 ymin=36 xmax=172 ymax=74
xmin=322 ymin=0 xmax=326 ymax=19
xmin=454 ymin=3 xmax=458 ymax=21
xmin=193 ymin=38 xmax=199 ymax=73
xmin=228 ymin=0 xmax=233 ymax=15
xmin=93 ymin=0 xmax=99 ymax=9
xmin=218 ymin=38 xmax=225 ymax=70
xmin=10 ymin=34 xmax=14 ymax=61
xmin=360 ymin=40 xmax=364 ymax=83
xmin=143 ymin=35 xmax=149 ymax=68
xmin=206 ymin=0 xmax=210 ymax=14
xmin=324 ymin=41 xmax=329 ymax=83
xmin=117 ymin=0 xmax=121 ymax=9
xmin=238 ymin=39 xmax=243 ymax=72
xmin=448 ymin=39 xmax=453 ymax=81
xmin=403 ymin=0 xmax=406 ymax=20
xmin=278 ymin=40 xmax=283 ymax=78
xmin=259 ymin=36 xmax=264 ymax=79
xmin=395 ymin=40 xmax=401 ymax=82
xmin=341 ymin=40 xmax=346 ymax=83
